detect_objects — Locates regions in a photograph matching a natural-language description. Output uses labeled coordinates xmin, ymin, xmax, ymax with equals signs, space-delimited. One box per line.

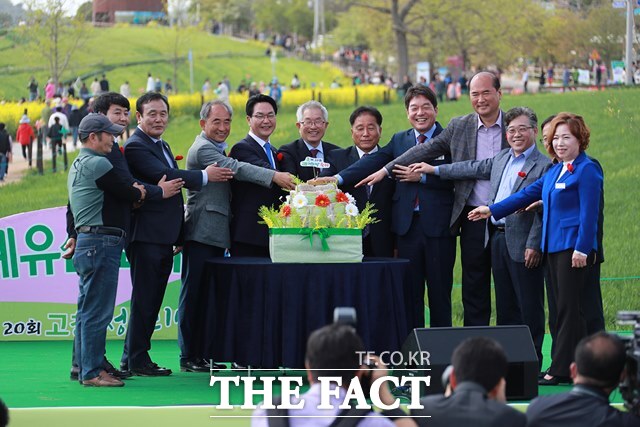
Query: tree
xmin=345 ymin=0 xmax=421 ymax=83
xmin=75 ymin=1 xmax=92 ymax=22
xmin=21 ymin=0 xmax=89 ymax=86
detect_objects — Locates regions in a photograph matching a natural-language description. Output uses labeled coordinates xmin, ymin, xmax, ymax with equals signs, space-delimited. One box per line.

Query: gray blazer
xmin=384 ymin=112 xmax=508 ymax=230
xmin=438 ymin=146 xmax=552 ymax=262
xmin=183 ymin=132 xmax=274 ymax=249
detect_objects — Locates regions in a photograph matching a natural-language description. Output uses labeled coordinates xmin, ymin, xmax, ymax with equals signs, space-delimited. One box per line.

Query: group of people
xmin=251 ymin=323 xmax=638 ymax=426
xmin=65 ymin=70 xmax=604 ymax=399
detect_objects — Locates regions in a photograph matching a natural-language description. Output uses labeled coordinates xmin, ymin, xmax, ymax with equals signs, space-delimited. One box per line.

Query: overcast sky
xmin=11 ymin=0 xmax=83 ymax=15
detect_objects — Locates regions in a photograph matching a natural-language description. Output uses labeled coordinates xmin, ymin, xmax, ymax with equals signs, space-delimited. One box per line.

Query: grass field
xmin=0 ymin=26 xmax=344 ymax=100
xmin=1 ymin=88 xmax=638 ymax=327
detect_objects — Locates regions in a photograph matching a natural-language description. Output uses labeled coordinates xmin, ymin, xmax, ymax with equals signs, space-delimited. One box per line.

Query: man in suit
xmin=122 ymin=92 xmax=231 ymax=376
xmin=413 ymin=107 xmax=551 ymax=366
xmin=180 ymin=100 xmax=295 ymax=372
xmin=64 ymin=92 xmax=184 ymax=381
xmin=334 ymin=86 xmax=455 ymax=328
xmin=229 ymin=94 xmax=286 ymax=257
xmin=324 ymin=106 xmax=394 ymax=257
xmin=527 ymin=332 xmax=640 ymax=427
xmin=411 ymin=336 xmax=526 ymax=427
xmin=359 ymin=71 xmax=508 ymax=326
xmin=278 ymin=100 xmax=339 ymax=181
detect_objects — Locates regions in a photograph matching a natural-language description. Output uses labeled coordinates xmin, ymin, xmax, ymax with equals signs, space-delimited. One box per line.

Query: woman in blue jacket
xmin=468 ymin=113 xmax=602 ymax=385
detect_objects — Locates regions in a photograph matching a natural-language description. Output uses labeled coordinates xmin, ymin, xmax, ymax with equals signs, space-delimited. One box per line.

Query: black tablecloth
xmin=203 ymin=257 xmax=411 ymax=369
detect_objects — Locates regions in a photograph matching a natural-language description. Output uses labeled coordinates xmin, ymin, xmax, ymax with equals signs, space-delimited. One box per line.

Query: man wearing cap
xmin=68 ymin=114 xmax=146 ymax=387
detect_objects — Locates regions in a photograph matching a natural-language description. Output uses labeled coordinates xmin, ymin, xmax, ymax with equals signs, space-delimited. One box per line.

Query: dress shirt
xmin=414 ymin=127 xmax=437 ymax=185
xmin=491 ymin=143 xmax=537 ymax=226
xmin=468 ymin=111 xmax=503 ymax=206
xmin=249 ymin=130 xmax=276 ymax=169
xmin=304 ymin=140 xmax=326 ymax=160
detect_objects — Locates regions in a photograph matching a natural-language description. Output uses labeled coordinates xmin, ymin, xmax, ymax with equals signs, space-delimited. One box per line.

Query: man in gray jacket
xmin=179 ymin=100 xmax=295 ymax=372
xmin=411 ymin=107 xmax=550 ymax=367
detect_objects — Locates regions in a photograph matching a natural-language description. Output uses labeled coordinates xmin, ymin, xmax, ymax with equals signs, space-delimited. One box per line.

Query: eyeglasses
xmin=506 ymin=126 xmax=533 ymax=135
xmin=300 ymin=119 xmax=326 ymax=127
xmin=252 ymin=113 xmax=276 ymax=121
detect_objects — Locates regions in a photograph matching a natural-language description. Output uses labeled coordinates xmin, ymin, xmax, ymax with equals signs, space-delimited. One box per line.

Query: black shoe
xmin=538 ymin=375 xmax=572 ymax=386
xmin=538 ymin=370 xmax=548 ymax=379
xmin=231 ymin=362 xmax=249 ymax=371
xmin=180 ymin=359 xmax=211 ymax=373
xmin=104 ymin=359 xmax=133 ymax=379
xmin=131 ymin=362 xmax=172 ymax=377
xmin=70 ymin=366 xmax=79 ymax=381
xmin=209 ymin=361 xmax=227 ymax=370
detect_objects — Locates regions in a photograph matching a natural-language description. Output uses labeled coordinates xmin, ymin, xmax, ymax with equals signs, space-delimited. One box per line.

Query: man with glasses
xmin=229 ymin=94 xmax=287 ymax=257
xmin=358 ymin=71 xmax=508 ymax=327
xmin=278 ymin=100 xmax=339 ymax=181
xmin=410 ymin=107 xmax=551 ymax=366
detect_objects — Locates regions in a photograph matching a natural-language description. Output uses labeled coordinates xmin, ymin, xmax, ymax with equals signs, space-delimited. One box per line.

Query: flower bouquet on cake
xmin=259 ymin=177 xmax=377 ymax=263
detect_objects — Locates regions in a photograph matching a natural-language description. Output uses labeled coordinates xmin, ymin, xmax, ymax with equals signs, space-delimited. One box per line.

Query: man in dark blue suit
xmin=122 ymin=92 xmax=233 ymax=376
xmin=324 ymin=106 xmax=394 ymax=257
xmin=278 ymin=101 xmax=340 ymax=181
xmin=335 ymin=86 xmax=456 ymax=328
xmin=229 ymin=94 xmax=287 ymax=257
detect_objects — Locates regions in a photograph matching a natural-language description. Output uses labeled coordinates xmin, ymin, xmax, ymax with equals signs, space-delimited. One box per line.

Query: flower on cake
xmin=292 ymin=194 xmax=308 ymax=208
xmin=336 ymin=191 xmax=350 ymax=203
xmin=280 ymin=205 xmax=291 ymax=217
xmin=345 ymin=203 xmax=359 ymax=217
xmin=315 ymin=194 xmax=331 ymax=207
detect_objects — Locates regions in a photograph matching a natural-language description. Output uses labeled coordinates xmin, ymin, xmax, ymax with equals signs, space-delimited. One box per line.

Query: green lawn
xmin=1 ymin=88 xmax=638 ymax=327
xmin=0 ymin=26 xmax=344 ymax=100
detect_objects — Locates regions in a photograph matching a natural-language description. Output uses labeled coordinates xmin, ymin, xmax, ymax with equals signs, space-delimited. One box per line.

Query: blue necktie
xmin=264 ymin=142 xmax=276 ymax=169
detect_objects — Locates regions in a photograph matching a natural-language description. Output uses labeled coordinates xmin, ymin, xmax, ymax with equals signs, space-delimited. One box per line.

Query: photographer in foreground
xmin=252 ymin=323 xmax=415 ymax=427
xmin=527 ymin=332 xmax=640 ymax=427
xmin=411 ymin=337 xmax=526 ymax=427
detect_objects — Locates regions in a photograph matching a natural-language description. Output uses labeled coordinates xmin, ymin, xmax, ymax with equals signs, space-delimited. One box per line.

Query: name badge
xmin=555 ymin=183 xmax=566 ymax=190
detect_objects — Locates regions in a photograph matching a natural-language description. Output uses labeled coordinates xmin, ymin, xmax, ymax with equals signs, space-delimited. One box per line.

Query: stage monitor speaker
xmin=398 ymin=326 xmax=538 ymax=401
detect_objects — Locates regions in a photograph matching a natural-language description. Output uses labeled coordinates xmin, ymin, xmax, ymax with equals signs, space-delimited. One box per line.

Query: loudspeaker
xmin=398 ymin=326 xmax=538 ymax=400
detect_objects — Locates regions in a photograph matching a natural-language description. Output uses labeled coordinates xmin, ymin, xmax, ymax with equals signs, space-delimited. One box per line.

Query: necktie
xmin=264 ymin=142 xmax=276 ymax=169
xmin=414 ymin=135 xmax=426 ymax=209
xmin=157 ymin=140 xmax=173 ymax=168
xmin=310 ymin=148 xmax=320 ymax=158
xmin=362 ymin=153 xmax=372 ymax=198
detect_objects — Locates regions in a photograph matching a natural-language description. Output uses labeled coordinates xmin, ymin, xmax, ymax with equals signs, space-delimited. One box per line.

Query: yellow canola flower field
xmin=0 ymin=85 xmax=391 ymax=134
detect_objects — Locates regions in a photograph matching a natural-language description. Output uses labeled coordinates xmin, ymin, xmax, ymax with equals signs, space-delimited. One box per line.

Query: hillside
xmin=0 ymin=25 xmax=344 ymax=100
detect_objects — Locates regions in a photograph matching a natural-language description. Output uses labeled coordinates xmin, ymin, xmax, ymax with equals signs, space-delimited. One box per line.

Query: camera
xmin=616 ymin=311 xmax=640 ymax=416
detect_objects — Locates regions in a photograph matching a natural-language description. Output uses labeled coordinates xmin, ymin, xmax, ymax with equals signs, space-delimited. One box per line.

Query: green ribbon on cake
xmin=269 ymin=227 xmax=361 ymax=252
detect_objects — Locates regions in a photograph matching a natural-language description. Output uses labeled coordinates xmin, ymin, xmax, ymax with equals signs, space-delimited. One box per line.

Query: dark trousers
xmin=491 ymin=230 xmax=545 ymax=367
xmin=231 ymin=241 xmax=269 ymax=258
xmin=460 ymin=206 xmax=492 ymax=326
xmin=122 ymin=241 xmax=174 ymax=369
xmin=547 ymin=249 xmax=593 ymax=377
xmin=397 ymin=214 xmax=456 ymax=328
xmin=178 ymin=240 xmax=225 ymax=362
xmin=546 ymin=260 xmax=604 ymax=360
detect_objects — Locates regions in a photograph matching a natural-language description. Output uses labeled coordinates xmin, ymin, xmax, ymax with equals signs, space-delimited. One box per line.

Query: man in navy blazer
xmin=334 ymin=86 xmax=455 ymax=328
xmin=122 ymin=92 xmax=231 ymax=376
xmin=278 ymin=100 xmax=340 ymax=181
xmin=324 ymin=106 xmax=394 ymax=257
xmin=229 ymin=94 xmax=287 ymax=257
xmin=360 ymin=72 xmax=509 ymax=327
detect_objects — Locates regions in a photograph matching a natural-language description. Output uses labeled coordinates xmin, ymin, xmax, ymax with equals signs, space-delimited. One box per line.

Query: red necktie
xmin=310 ymin=148 xmax=319 ymax=158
